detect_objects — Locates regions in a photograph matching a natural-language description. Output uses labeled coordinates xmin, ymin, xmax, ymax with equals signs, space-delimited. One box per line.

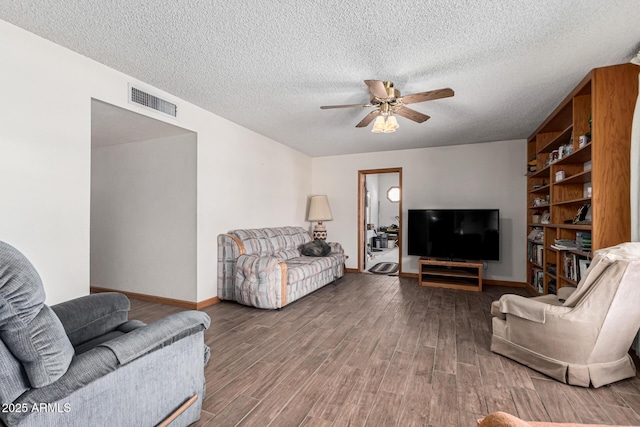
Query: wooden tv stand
xmin=418 ymin=258 xmax=483 ymax=292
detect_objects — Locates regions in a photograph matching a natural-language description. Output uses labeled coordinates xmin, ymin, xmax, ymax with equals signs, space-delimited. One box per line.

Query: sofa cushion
xmin=0 ymin=241 xmax=74 ymax=388
xmin=274 ymin=249 xmax=301 ymax=262
xmin=231 ymin=227 xmax=311 ymax=256
xmin=286 ymin=254 xmax=345 ymax=284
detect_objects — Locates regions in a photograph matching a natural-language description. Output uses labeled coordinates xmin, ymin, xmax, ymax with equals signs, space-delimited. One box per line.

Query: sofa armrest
xmin=98 ymin=311 xmax=210 ymax=365
xmin=51 ymin=293 xmax=130 ymax=347
xmin=235 ymin=254 xmax=286 ymax=309
xmin=327 ymin=242 xmax=344 ymax=254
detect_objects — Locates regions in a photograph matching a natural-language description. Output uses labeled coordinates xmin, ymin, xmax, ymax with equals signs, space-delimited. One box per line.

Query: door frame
xmin=357 ymin=167 xmax=403 ymax=273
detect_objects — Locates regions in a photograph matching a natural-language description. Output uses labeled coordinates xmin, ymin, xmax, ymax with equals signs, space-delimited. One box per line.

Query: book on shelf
xmin=529 ymin=267 xmax=544 ymax=293
xmin=551 ymin=239 xmax=578 ymax=250
xmin=562 ymin=252 xmax=590 ymax=282
xmin=528 ymin=242 xmax=544 ymax=265
xmin=576 ymin=232 xmax=592 ymax=251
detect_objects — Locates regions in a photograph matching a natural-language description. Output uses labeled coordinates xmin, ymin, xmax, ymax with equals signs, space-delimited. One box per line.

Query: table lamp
xmin=307 ymin=195 xmax=333 ymax=240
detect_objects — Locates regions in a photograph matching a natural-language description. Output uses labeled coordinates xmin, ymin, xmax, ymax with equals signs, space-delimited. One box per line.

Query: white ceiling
xmin=3 ymin=1 xmax=640 ymax=157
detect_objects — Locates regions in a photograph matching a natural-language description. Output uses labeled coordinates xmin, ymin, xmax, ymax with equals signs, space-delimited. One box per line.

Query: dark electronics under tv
xmin=408 ymin=209 xmax=500 ymax=261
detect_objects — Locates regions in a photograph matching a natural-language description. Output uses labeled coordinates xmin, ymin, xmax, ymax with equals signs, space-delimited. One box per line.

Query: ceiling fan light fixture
xmin=384 ymin=115 xmax=399 ymax=133
xmin=371 ymin=115 xmax=386 ymax=133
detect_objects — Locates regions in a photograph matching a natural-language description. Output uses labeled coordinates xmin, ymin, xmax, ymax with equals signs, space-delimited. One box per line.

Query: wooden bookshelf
xmin=525 ymin=63 xmax=638 ymax=296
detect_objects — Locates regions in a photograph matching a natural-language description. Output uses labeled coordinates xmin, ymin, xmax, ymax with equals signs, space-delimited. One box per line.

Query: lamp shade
xmin=307 ymin=195 xmax=333 ymax=222
xmin=384 ymin=115 xmax=399 ymax=133
xmin=371 ymin=115 xmax=385 ymax=133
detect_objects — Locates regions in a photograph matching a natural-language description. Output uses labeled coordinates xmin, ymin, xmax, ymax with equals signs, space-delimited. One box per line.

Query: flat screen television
xmin=408 ymin=209 xmax=500 ymax=261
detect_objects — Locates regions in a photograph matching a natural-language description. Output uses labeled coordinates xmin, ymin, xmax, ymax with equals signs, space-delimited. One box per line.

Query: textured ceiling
xmin=2 ymin=1 xmax=640 ymax=157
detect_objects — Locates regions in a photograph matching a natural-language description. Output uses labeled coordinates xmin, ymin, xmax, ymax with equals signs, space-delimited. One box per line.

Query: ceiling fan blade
xmin=364 ymin=80 xmax=388 ymax=99
xmin=320 ymin=103 xmax=372 ymax=109
xmin=355 ymin=110 xmax=380 ymax=128
xmin=401 ymin=88 xmax=454 ymax=105
xmin=395 ymin=107 xmax=430 ymax=123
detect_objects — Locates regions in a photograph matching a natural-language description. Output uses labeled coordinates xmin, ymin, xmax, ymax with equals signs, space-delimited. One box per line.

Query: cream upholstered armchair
xmin=491 ymin=242 xmax=640 ymax=388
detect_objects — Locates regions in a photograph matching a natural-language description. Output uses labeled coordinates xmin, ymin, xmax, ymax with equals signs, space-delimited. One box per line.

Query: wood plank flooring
xmin=128 ymin=273 xmax=640 ymax=426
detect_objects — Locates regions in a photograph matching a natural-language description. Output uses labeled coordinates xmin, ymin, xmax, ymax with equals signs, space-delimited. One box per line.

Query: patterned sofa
xmin=217 ymin=227 xmax=345 ymax=309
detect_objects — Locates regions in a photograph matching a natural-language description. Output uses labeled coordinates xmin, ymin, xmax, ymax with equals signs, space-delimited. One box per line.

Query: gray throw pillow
xmin=0 ymin=241 xmax=74 ymax=388
xmin=299 ymin=240 xmax=331 ymax=257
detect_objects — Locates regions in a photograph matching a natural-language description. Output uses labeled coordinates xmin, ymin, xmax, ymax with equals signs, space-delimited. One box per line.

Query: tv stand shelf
xmin=418 ymin=259 xmax=483 ymax=292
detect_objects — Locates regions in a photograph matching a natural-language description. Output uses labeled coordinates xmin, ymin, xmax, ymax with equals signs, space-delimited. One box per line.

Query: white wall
xmin=91 ymin=134 xmax=197 ymax=301
xmin=0 ymin=20 xmax=311 ymax=304
xmin=312 ymin=140 xmax=527 ymax=282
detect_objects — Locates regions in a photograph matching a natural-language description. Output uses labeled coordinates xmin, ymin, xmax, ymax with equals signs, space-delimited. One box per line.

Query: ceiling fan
xmin=320 ymin=80 xmax=454 ymax=133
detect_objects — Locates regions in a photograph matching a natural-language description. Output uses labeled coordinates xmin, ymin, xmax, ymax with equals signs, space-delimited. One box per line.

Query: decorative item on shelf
xmin=307 ymin=195 xmax=333 ymax=240
xmin=555 ymin=170 xmax=566 ymax=182
xmin=527 ymin=157 xmax=537 ymax=173
xmin=579 ymin=135 xmax=589 ymax=148
xmin=584 ymin=185 xmax=592 ymax=198
xmin=528 ymin=227 xmax=543 ymax=241
xmin=532 ymin=197 xmax=547 ymax=207
xmin=550 ymin=149 xmax=559 ymax=163
xmin=564 ymin=142 xmax=574 ymax=156
xmin=573 ymin=203 xmax=592 ymax=225
xmin=540 ymin=211 xmax=550 ymax=224
xmin=585 ymin=115 xmax=592 ymax=140
xmin=532 ymin=212 xmax=541 ymax=224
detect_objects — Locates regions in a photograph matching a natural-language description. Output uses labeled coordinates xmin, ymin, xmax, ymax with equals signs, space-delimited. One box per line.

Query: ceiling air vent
xmin=128 ymin=84 xmax=178 ymax=119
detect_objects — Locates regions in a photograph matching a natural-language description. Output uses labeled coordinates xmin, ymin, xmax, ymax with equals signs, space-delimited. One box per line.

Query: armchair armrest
xmin=51 ymin=293 xmax=130 ymax=347
xmin=557 ymin=286 xmax=577 ymax=302
xmin=99 ymin=311 xmax=210 ymax=365
xmin=497 ymin=294 xmax=574 ymax=323
xmin=497 ymin=294 xmax=549 ymax=323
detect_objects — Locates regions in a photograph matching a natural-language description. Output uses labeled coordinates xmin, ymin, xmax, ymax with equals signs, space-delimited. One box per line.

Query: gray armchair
xmin=0 ymin=241 xmax=210 ymax=427
xmin=491 ymin=242 xmax=640 ymax=388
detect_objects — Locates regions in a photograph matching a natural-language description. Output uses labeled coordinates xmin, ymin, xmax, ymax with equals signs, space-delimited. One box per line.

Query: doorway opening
xmin=357 ymin=168 xmax=402 ymax=273
xmin=90 ymin=99 xmax=197 ymax=301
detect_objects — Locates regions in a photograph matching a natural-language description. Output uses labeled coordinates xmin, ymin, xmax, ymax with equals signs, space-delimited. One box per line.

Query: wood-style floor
xmin=128 ymin=273 xmax=640 ymax=427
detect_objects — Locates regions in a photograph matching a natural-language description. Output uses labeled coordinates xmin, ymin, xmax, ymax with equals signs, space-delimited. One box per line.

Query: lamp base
xmin=313 ymin=222 xmax=327 ymax=240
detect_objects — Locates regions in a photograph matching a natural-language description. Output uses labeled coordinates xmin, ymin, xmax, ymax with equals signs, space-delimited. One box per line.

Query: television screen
xmin=408 ymin=209 xmax=500 ymax=261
